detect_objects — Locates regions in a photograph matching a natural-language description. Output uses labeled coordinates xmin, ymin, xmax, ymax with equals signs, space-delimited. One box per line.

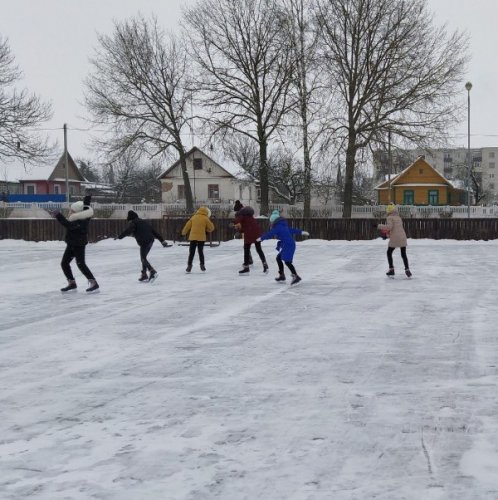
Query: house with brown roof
xmin=374 ymin=156 xmax=465 ymax=206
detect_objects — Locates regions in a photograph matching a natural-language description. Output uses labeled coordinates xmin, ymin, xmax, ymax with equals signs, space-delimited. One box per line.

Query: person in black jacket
xmin=117 ymin=210 xmax=169 ymax=282
xmin=55 ymin=195 xmax=99 ymax=293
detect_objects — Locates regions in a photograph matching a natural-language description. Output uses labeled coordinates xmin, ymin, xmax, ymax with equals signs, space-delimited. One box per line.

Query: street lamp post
xmin=465 ymin=81 xmax=472 ymax=218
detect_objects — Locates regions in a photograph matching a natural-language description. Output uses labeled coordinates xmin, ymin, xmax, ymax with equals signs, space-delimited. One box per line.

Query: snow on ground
xmin=1 ymin=237 xmax=498 ymax=500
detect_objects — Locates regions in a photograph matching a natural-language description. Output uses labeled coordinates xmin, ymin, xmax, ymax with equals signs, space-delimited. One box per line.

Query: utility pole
xmin=388 ymin=129 xmax=392 ymax=203
xmin=63 ymin=123 xmax=69 ymax=205
xmin=465 ymin=82 xmax=472 ymax=218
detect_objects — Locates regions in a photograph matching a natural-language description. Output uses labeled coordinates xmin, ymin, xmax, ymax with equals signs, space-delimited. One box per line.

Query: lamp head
xmin=465 ymin=81 xmax=472 ymax=91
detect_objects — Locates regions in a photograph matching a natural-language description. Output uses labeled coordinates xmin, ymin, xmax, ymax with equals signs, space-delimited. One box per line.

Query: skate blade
xmin=86 ymin=288 xmax=100 ymax=294
xmin=61 ymin=289 xmax=77 ymax=293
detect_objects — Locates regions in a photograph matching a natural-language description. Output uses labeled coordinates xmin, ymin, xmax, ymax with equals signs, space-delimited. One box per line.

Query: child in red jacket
xmin=234 ymin=206 xmax=268 ymax=274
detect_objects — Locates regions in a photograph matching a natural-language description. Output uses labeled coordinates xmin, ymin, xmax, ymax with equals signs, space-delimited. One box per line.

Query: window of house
xmin=489 ymin=152 xmax=495 ymax=159
xmin=403 ymin=190 xmax=414 ymax=205
xmin=428 ymin=190 xmax=439 ymax=205
xmin=26 ymin=184 xmax=35 ymax=195
xmin=54 ymin=185 xmax=60 ymax=194
xmin=419 ymin=169 xmax=424 ymax=174
xmin=208 ymin=184 xmax=219 ymax=199
xmin=193 ymin=158 xmax=203 ymax=170
xmin=490 ymin=183 xmax=495 ymax=190
xmin=489 ymin=162 xmax=495 ymax=169
xmin=70 ymin=186 xmax=75 ymax=195
xmin=490 ymin=173 xmax=495 ymax=179
xmin=177 ymin=185 xmax=185 ymax=199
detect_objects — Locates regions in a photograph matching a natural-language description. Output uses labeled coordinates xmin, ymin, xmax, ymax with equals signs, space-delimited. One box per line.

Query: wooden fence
xmin=2 ymin=218 xmax=498 ymax=242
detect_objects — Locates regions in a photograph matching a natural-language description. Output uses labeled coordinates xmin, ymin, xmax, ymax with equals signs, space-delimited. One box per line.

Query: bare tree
xmin=0 ymin=35 xmax=52 ymax=163
xmin=279 ymin=0 xmax=325 ymax=217
xmin=84 ymin=16 xmax=195 ymax=211
xmin=316 ymin=0 xmax=468 ymax=217
xmin=184 ymin=0 xmax=296 ymax=215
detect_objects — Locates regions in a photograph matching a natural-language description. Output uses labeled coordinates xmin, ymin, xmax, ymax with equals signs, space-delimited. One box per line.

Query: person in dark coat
xmin=117 ymin=210 xmax=169 ymax=282
xmin=232 ymin=200 xmax=253 ymax=264
xmin=258 ymin=210 xmax=309 ymax=285
xmin=234 ymin=206 xmax=268 ymax=274
xmin=54 ymin=195 xmax=99 ymax=293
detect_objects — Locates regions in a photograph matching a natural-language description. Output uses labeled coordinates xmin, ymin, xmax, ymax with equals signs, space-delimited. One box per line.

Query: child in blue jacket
xmin=258 ymin=210 xmax=308 ymax=285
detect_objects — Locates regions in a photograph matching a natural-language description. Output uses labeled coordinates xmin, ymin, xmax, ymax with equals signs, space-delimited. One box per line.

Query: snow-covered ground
xmin=1 ymin=237 xmax=498 ymax=500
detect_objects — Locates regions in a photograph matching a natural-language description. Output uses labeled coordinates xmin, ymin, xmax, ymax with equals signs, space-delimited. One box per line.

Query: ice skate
xmin=138 ymin=271 xmax=148 ymax=282
xmin=386 ymin=268 xmax=395 ymax=278
xmin=290 ymin=274 xmax=302 ymax=286
xmin=405 ymin=269 xmax=412 ymax=278
xmin=263 ymin=262 xmax=269 ymax=274
xmin=86 ymin=279 xmax=99 ymax=293
xmin=148 ymin=270 xmax=158 ymax=282
xmin=200 ymin=264 xmax=206 ymax=272
xmin=275 ymin=272 xmax=286 ymax=283
xmin=61 ymin=280 xmax=77 ymax=292
xmin=186 ymin=265 xmax=192 ymax=274
xmin=239 ymin=265 xmax=250 ymax=275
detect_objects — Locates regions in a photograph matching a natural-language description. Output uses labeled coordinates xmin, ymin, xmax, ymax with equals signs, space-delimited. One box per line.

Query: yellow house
xmin=374 ymin=156 xmax=465 ymax=206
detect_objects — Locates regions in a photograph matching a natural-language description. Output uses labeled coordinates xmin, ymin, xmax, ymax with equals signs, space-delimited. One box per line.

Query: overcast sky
xmin=0 ymin=0 xmax=496 ymax=160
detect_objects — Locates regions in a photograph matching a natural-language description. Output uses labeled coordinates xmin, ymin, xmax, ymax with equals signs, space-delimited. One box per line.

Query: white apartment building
xmin=373 ymin=147 xmax=498 ymax=204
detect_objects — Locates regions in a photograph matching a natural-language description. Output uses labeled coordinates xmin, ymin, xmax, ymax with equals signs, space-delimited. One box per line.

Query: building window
xmin=428 ymin=190 xmax=439 ymax=205
xmin=490 ymin=152 xmax=495 ymax=159
xmin=177 ymin=185 xmax=185 ymax=199
xmin=208 ymin=184 xmax=219 ymax=199
xmin=490 ymin=173 xmax=495 ymax=179
xmin=403 ymin=190 xmax=414 ymax=205
xmin=193 ymin=158 xmax=203 ymax=170
xmin=490 ymin=183 xmax=495 ymax=190
xmin=70 ymin=186 xmax=75 ymax=195
xmin=489 ymin=162 xmax=495 ymax=169
xmin=26 ymin=184 xmax=36 ymax=195
xmin=419 ymin=169 xmax=424 ymax=174
xmin=54 ymin=185 xmax=60 ymax=194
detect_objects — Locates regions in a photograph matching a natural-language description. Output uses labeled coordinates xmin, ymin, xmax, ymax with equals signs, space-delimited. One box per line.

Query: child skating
xmin=258 ymin=209 xmax=308 ymax=285
xmin=54 ymin=195 xmax=99 ymax=293
xmin=378 ymin=204 xmax=412 ymax=278
xmin=181 ymin=207 xmax=215 ymax=273
xmin=234 ymin=205 xmax=268 ymax=274
xmin=117 ymin=210 xmax=170 ymax=282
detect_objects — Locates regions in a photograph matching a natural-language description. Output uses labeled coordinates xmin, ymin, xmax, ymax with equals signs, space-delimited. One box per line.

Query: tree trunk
xmin=178 ymin=147 xmax=194 ymax=212
xmin=259 ymin=138 xmax=269 ymax=216
xmin=342 ymin=136 xmax=357 ymax=218
xmin=302 ymin=124 xmax=312 ymax=217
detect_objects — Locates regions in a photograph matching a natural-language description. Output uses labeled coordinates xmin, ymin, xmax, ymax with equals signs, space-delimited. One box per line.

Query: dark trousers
xmin=61 ymin=245 xmax=95 ymax=281
xmin=387 ymin=246 xmax=409 ymax=269
xmin=188 ymin=241 xmax=205 ymax=265
xmin=276 ymin=254 xmax=297 ymax=275
xmin=140 ymin=241 xmax=154 ymax=272
xmin=244 ymin=241 xmax=266 ymax=266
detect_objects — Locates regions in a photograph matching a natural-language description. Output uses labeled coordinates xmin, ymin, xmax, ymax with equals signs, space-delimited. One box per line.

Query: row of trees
xmin=0 ymin=0 xmax=468 ymax=216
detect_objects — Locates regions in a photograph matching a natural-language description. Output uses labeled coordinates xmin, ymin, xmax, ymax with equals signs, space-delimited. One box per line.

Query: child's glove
xmin=302 ymin=231 xmax=310 ymax=238
xmin=161 ymin=241 xmax=170 ymax=247
xmin=276 ymin=241 xmax=282 ymax=251
xmin=256 ymin=237 xmax=262 ymax=242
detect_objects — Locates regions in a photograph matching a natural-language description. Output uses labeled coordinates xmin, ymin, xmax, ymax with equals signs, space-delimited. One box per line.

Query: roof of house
xmin=374 ymin=156 xmax=464 ymax=191
xmin=158 ymin=146 xmax=251 ymax=180
xmin=0 ymin=153 xmax=84 ymax=183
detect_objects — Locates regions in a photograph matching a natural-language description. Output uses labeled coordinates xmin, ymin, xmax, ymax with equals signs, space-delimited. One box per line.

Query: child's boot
xmin=405 ymin=268 xmax=412 ymax=278
xmin=263 ymin=262 xmax=269 ymax=273
xmin=86 ymin=279 xmax=99 ymax=293
xmin=275 ymin=272 xmax=286 ymax=282
xmin=138 ymin=271 xmax=148 ymax=282
xmin=61 ymin=279 xmax=77 ymax=292
xmin=386 ymin=268 xmax=395 ymax=277
xmin=290 ymin=274 xmax=302 ymax=286
xmin=148 ymin=269 xmax=158 ymax=282
xmin=239 ymin=265 xmax=250 ymax=275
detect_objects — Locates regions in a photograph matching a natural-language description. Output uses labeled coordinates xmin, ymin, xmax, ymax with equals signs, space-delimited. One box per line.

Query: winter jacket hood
xmin=56 ymin=195 xmax=93 ymax=246
xmin=260 ymin=217 xmax=303 ymax=262
xmin=182 ymin=207 xmax=215 ymax=241
xmin=127 ymin=210 xmax=139 ymax=221
xmin=378 ymin=213 xmax=407 ymax=248
xmin=118 ymin=217 xmax=164 ymax=246
xmin=234 ymin=207 xmax=262 ymax=243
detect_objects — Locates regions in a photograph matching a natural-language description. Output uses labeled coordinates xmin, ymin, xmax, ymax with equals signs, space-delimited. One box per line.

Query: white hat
xmin=70 ymin=201 xmax=84 ymax=213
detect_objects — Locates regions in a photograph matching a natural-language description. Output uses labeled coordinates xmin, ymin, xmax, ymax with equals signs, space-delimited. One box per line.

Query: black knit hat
xmin=127 ymin=210 xmax=139 ymax=221
xmin=233 ymin=200 xmax=243 ymax=212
